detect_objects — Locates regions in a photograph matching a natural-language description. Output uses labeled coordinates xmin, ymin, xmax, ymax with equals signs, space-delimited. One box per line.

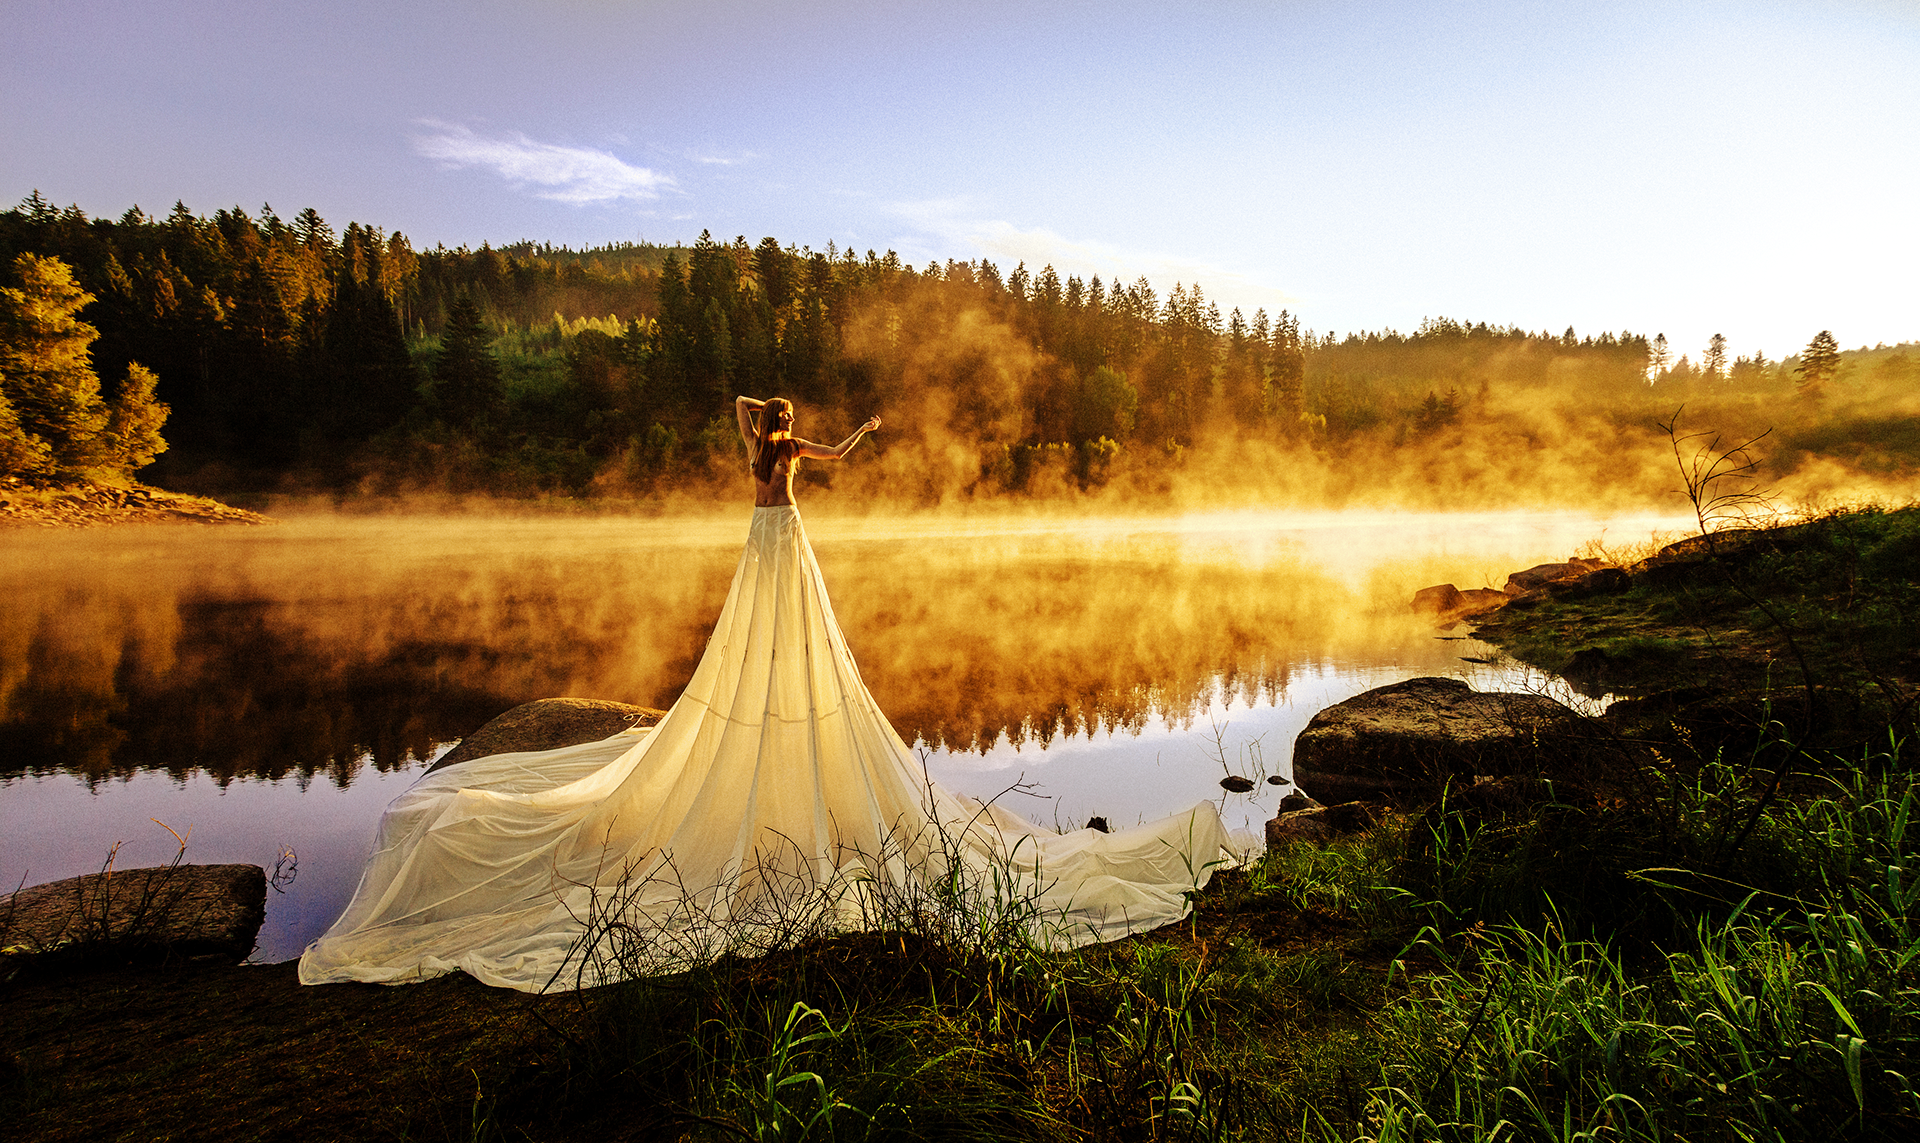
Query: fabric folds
xmin=300 ymin=506 xmax=1240 ymax=991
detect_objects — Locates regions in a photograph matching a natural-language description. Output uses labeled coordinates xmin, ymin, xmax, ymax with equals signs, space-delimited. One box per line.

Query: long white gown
xmin=300 ymin=505 xmax=1240 ymax=991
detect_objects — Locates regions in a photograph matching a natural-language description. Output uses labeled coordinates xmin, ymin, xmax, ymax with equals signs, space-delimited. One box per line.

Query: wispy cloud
xmin=690 ymin=149 xmax=757 ymax=167
xmin=892 ymin=201 xmax=1299 ymax=313
xmin=413 ymin=121 xmax=675 ymax=204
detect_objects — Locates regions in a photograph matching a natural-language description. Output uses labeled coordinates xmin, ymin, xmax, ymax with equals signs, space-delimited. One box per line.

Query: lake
xmin=1 ymin=506 xmax=1689 ymax=961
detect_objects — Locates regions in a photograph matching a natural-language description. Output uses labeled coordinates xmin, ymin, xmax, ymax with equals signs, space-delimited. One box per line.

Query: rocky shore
xmin=0 ymin=476 xmax=270 ymax=528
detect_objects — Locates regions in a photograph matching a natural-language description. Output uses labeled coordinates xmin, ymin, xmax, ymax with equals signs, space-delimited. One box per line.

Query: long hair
xmin=752 ymin=398 xmax=795 ymax=484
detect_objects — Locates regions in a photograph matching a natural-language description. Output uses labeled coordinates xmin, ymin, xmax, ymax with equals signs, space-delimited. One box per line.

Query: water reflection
xmin=2 ymin=509 xmax=1685 ymax=785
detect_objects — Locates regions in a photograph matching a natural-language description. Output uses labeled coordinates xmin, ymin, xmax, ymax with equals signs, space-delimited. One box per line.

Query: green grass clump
xmin=1343 ymin=763 xmax=1920 ymax=1143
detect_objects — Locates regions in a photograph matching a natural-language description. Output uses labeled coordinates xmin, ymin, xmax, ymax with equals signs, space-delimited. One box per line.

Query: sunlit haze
xmin=4 ymin=0 xmax=1914 ymax=361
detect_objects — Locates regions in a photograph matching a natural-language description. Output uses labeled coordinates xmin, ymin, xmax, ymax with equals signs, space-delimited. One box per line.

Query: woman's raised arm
xmin=796 ymin=416 xmax=882 ymax=461
xmin=735 ymin=395 xmax=766 ymax=450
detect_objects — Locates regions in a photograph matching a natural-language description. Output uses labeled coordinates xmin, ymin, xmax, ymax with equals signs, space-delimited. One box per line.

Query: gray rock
xmin=1290 ymin=677 xmax=1623 ymax=804
xmin=1266 ymin=809 xmax=1335 ymax=846
xmin=430 ymin=697 xmax=665 ymax=773
xmin=1413 ymin=583 xmax=1513 ymax=624
xmin=0 ymin=863 xmax=265 ymax=964
xmin=1265 ymin=800 xmax=1382 ymax=847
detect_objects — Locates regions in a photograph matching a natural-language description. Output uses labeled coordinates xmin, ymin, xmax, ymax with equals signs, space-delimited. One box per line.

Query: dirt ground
xmin=2 ymin=958 xmax=617 ymax=1142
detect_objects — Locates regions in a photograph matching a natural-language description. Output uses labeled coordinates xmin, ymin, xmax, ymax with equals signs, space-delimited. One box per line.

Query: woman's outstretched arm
xmin=734 ymin=396 xmax=766 ymax=450
xmin=796 ymin=416 xmax=882 ymax=461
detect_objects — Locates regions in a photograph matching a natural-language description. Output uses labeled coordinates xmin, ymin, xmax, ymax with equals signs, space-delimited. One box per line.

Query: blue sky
xmin=5 ymin=0 xmax=1915 ymax=363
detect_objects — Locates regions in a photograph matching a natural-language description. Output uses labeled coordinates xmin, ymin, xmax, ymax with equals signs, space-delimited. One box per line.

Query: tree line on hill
xmin=2 ymin=191 xmax=1915 ymax=505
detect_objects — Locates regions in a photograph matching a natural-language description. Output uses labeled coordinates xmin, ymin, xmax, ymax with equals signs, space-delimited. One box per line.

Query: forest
xmin=3 ymin=191 xmax=1917 ymax=508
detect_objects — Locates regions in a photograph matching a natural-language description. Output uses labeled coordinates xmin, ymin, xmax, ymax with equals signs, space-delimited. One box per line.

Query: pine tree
xmin=1649 ymin=333 xmax=1671 ymax=380
xmin=102 ymin=362 xmax=169 ymax=470
xmin=431 ymin=295 xmax=502 ymax=427
xmin=0 ymin=382 xmax=42 ymax=474
xmin=1073 ymin=366 xmax=1138 ymax=443
xmin=0 ymin=253 xmax=108 ymax=475
xmin=1796 ymin=330 xmax=1841 ymax=402
xmin=1265 ymin=309 xmax=1307 ymax=433
xmin=1703 ymin=333 xmax=1728 ymax=380
xmin=315 ymin=269 xmax=417 ymax=441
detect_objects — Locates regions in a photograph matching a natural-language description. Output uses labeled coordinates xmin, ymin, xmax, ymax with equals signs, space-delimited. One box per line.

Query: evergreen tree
xmin=102 ymin=362 xmax=169 ymax=470
xmin=315 ymin=270 xmax=417 ymax=442
xmin=430 ymin=295 xmax=502 ymax=427
xmin=0 ymin=253 xmax=168 ymax=477
xmin=1703 ymin=333 xmax=1728 ymax=380
xmin=1649 ymin=333 xmax=1670 ymax=380
xmin=0 ymin=253 xmax=108 ymax=475
xmin=1796 ymin=330 xmax=1841 ymax=402
xmin=1265 ymin=309 xmax=1307 ymax=434
xmin=1073 ymin=366 xmax=1139 ymax=443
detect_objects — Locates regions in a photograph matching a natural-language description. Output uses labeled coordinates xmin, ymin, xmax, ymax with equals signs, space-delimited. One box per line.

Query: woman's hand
xmin=805 ymin=416 xmax=884 ymax=460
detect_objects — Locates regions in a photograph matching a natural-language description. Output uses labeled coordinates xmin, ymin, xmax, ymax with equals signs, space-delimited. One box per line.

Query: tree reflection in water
xmin=2 ymin=511 xmax=1670 ymax=787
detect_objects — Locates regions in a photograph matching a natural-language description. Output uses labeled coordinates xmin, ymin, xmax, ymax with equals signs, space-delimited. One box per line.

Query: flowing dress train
xmin=299 ymin=505 xmax=1240 ymax=991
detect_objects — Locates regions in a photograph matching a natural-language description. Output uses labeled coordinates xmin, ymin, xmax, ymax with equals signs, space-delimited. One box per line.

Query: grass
xmin=1353 ymin=761 xmax=1920 ymax=1143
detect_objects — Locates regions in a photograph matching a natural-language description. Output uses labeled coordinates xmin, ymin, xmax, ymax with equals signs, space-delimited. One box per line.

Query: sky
xmin=4 ymin=0 xmax=1916 ymax=363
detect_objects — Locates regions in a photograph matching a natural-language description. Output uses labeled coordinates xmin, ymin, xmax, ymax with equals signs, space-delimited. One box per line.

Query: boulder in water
xmin=0 ymin=864 xmax=266 ymax=965
xmin=431 ymin=697 xmax=666 ymax=773
xmin=1290 ymin=677 xmax=1628 ymax=804
xmin=1412 ymin=584 xmax=1465 ymax=614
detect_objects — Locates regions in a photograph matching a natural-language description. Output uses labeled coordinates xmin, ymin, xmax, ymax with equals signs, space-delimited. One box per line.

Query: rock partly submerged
xmin=0 ymin=863 xmax=266 ymax=965
xmin=1413 ymin=556 xmax=1630 ymax=625
xmin=1289 ymin=676 xmax=1632 ymax=805
xmin=430 ymin=696 xmax=666 ymax=773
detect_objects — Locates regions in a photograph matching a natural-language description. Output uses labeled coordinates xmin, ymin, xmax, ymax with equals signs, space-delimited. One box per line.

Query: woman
xmin=300 ymin=398 xmax=1237 ymax=992
xmin=735 ymin=394 xmax=880 ymax=506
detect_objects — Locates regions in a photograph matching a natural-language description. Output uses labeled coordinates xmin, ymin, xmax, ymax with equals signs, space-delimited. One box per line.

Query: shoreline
xmin=0 ymin=479 xmax=272 ymax=528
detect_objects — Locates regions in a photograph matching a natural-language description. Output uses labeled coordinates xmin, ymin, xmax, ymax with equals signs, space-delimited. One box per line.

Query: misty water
xmin=2 ymin=507 xmax=1690 ymax=962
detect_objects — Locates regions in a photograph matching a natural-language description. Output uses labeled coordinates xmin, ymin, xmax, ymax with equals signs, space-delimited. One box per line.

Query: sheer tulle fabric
xmin=300 ymin=506 xmax=1239 ymax=991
